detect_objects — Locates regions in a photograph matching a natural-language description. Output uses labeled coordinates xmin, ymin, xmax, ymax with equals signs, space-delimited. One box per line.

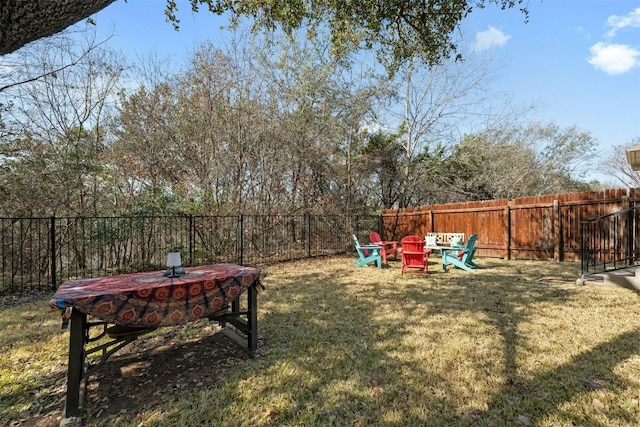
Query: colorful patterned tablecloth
xmin=49 ymin=264 xmax=266 ymax=327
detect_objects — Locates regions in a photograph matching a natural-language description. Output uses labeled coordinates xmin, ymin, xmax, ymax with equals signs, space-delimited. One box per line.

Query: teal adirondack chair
xmin=442 ymin=233 xmax=480 ymax=272
xmin=353 ymin=235 xmax=382 ymax=268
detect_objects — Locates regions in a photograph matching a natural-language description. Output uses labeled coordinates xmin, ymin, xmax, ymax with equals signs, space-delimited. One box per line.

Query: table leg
xmin=64 ymin=309 xmax=87 ymax=419
xmin=247 ymin=284 xmax=257 ymax=353
xmin=216 ymin=281 xmax=261 ymax=356
xmin=231 ymin=296 xmax=240 ymax=316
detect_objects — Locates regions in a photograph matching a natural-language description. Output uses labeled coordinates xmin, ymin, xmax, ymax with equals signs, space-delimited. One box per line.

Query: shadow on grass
xmin=398 ymin=259 xmax=639 ymax=426
xmin=21 ymin=256 xmax=637 ymax=426
xmin=249 ymin=257 xmax=639 ymax=426
xmin=0 ymin=305 xmax=69 ymax=426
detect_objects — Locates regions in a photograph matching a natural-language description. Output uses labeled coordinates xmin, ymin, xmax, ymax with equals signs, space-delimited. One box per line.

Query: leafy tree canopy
xmin=1 ymin=0 xmax=529 ymax=69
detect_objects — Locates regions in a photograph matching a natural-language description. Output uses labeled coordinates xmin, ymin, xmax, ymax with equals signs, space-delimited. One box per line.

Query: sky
xmin=62 ymin=0 xmax=640 ymax=184
xmin=460 ymin=0 xmax=640 ymax=183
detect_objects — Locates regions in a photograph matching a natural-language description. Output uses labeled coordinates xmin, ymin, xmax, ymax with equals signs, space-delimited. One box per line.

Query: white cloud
xmin=473 ymin=26 xmax=511 ymax=52
xmin=606 ymin=7 xmax=640 ymax=38
xmin=587 ymin=42 xmax=639 ymax=75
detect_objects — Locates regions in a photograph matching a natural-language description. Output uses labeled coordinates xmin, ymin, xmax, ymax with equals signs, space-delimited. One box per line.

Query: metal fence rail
xmin=0 ymin=214 xmax=379 ymax=294
xmin=581 ymin=206 xmax=640 ymax=274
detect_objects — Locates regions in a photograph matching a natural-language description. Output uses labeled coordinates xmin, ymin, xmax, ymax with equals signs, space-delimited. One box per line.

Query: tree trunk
xmin=0 ymin=0 xmax=116 ymax=55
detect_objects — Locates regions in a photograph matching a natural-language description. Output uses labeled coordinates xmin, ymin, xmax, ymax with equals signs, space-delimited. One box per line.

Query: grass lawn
xmin=1 ymin=256 xmax=639 ymax=426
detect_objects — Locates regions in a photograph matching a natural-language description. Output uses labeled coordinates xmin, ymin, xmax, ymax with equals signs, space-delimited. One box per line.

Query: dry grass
xmin=2 ymin=256 xmax=639 ymax=426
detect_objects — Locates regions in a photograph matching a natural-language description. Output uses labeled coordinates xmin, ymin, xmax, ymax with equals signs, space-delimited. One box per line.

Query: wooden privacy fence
xmin=381 ymin=188 xmax=640 ymax=262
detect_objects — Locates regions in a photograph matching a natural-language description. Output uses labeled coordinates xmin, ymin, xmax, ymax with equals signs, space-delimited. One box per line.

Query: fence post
xmin=580 ymin=220 xmax=585 ymax=273
xmin=632 ymin=207 xmax=639 ymax=266
xmin=504 ymin=204 xmax=511 ymax=260
xmin=189 ymin=215 xmax=195 ymax=266
xmin=553 ymin=200 xmax=562 ymax=262
xmin=306 ymin=214 xmax=312 ymax=258
xmin=50 ymin=215 xmax=56 ymax=290
xmin=239 ymin=215 xmax=244 ymax=265
xmin=624 ymin=197 xmax=632 ymax=266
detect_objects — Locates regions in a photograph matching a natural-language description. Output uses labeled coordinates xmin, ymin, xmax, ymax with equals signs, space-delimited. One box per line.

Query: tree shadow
xmin=398 ymin=259 xmax=639 ymax=426
xmin=82 ymin=321 xmax=251 ymax=421
xmin=54 ymin=257 xmax=639 ymax=426
xmin=464 ymin=329 xmax=639 ymax=426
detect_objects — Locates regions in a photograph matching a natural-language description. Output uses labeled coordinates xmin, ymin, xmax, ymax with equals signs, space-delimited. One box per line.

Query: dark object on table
xmin=163 ymin=266 xmax=185 ymax=277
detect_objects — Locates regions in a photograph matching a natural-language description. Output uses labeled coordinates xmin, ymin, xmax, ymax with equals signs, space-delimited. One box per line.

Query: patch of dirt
xmin=17 ymin=321 xmax=251 ymax=427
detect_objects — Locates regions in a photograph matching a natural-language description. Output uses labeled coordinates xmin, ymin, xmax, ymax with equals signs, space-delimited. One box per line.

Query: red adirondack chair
xmin=369 ymin=231 xmax=399 ymax=262
xmin=400 ymin=235 xmax=431 ymax=275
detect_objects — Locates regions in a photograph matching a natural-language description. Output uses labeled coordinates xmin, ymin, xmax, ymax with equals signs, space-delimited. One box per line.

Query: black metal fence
xmin=0 ymin=214 xmax=379 ymax=294
xmin=581 ymin=206 xmax=640 ymax=274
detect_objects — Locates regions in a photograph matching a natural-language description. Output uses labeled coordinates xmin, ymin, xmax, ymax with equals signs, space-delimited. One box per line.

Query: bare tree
xmin=604 ymin=138 xmax=640 ymax=188
xmin=438 ymin=121 xmax=598 ymax=201
xmin=0 ymin=29 xmax=126 ymax=216
xmin=112 ymin=40 xmax=272 ymax=214
xmin=251 ymin=31 xmax=386 ymax=215
xmin=376 ymin=49 xmax=497 ymax=208
xmin=0 ymin=25 xmax=116 ymax=94
xmin=112 ymin=29 xmax=386 ymax=216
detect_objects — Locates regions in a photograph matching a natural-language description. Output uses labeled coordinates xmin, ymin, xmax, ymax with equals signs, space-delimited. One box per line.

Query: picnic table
xmin=49 ymin=263 xmax=265 ymax=424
